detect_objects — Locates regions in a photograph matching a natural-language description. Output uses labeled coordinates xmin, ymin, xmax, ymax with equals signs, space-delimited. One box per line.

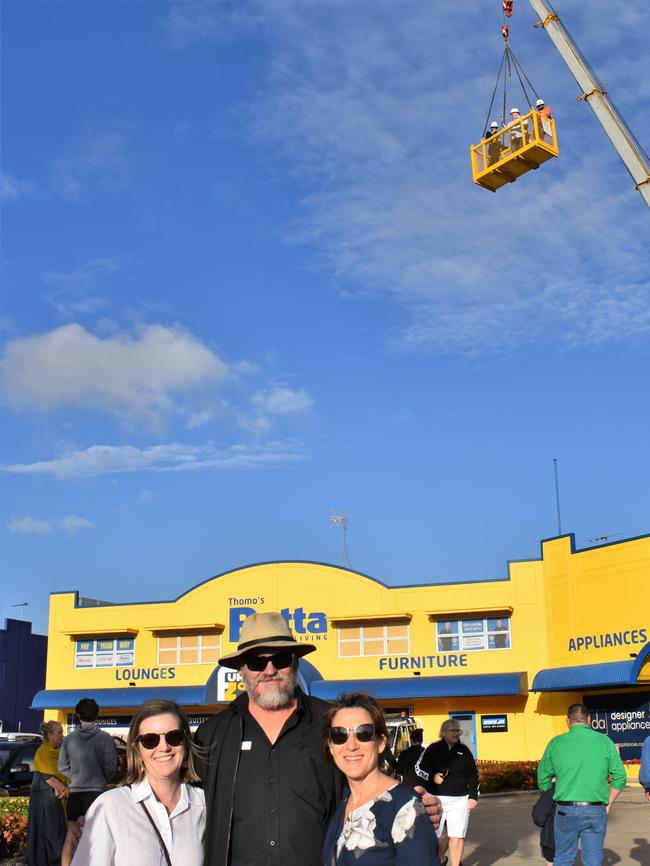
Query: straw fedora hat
xmin=219 ymin=611 xmax=316 ymax=669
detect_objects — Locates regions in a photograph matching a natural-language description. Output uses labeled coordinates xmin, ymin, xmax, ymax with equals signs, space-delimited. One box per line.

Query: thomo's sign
xmin=228 ymin=600 xmax=328 ymax=642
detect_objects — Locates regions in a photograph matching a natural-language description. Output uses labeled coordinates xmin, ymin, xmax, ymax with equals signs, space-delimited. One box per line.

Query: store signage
xmin=229 ymin=606 xmax=328 ymax=642
xmin=75 ymin=637 xmax=135 ymax=669
xmin=217 ymin=667 xmax=245 ymax=702
xmin=67 ymin=713 xmax=213 ymax=734
xmin=567 ymin=627 xmax=647 ymax=652
xmin=114 ymin=667 xmax=176 ymax=681
xmin=378 ymin=654 xmax=468 ymax=671
xmin=481 ymin=715 xmax=508 ymax=732
xmin=585 ymin=693 xmax=650 ymax=760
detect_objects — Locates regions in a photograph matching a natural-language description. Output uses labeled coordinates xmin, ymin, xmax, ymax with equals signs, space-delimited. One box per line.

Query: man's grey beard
xmin=244 ymin=666 xmax=298 ymax=710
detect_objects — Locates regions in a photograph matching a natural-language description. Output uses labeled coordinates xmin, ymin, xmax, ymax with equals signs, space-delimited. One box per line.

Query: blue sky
xmin=2 ymin=0 xmax=649 ymax=635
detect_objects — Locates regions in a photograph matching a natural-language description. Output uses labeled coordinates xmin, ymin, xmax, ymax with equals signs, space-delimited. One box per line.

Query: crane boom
xmin=528 ymin=0 xmax=650 ymax=208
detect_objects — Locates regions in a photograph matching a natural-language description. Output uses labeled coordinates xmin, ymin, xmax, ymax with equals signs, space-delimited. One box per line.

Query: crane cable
xmin=482 ymin=46 xmax=539 ymax=134
xmin=481 ymin=0 xmax=542 ymax=135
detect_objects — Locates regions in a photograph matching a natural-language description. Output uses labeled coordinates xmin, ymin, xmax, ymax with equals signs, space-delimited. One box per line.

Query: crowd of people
xmin=24 ymin=610 xmax=647 ymax=866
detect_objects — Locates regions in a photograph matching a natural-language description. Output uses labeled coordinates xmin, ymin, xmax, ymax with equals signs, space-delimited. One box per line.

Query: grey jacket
xmin=58 ymin=724 xmax=117 ymax=792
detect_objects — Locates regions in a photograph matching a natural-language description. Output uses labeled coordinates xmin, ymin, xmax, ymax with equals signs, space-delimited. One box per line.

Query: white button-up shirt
xmin=70 ymin=778 xmax=205 ymax=866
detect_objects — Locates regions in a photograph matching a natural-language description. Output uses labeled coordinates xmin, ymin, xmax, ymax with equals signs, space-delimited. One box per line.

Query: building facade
xmin=33 ymin=533 xmax=650 ymax=765
xmin=1 ymin=619 xmax=47 ymax=733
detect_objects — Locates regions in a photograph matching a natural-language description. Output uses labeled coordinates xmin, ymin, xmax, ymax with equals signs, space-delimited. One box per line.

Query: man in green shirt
xmin=537 ymin=703 xmax=626 ymax=866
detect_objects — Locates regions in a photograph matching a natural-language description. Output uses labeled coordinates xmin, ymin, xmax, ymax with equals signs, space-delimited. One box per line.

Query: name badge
xmin=241 ymin=741 xmax=252 ymax=751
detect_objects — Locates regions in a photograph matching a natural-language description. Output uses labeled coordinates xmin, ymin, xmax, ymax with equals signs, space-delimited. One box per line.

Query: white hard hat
xmin=536 ymin=99 xmax=545 ymax=107
xmin=510 ymin=107 xmax=520 ymax=114
xmin=490 ymin=121 xmax=498 ymax=128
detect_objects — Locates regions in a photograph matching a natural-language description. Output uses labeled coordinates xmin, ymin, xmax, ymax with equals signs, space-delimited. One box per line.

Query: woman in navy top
xmin=322 ymin=692 xmax=440 ymax=865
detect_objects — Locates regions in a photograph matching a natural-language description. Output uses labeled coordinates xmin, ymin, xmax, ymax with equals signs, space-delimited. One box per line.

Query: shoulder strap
xmin=139 ymin=801 xmax=172 ymax=866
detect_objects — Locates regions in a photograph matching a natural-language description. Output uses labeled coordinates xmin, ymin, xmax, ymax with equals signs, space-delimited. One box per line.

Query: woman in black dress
xmin=27 ymin=720 xmax=69 ymax=866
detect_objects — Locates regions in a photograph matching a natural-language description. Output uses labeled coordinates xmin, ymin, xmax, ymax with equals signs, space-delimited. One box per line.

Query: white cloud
xmin=7 ymin=514 xmax=95 ymax=534
xmin=2 ymin=441 xmax=306 ymax=479
xmin=43 ymin=256 xmax=133 ymax=318
xmin=50 ymin=132 xmax=128 ymax=201
xmin=138 ymin=488 xmax=157 ymax=502
xmin=58 ymin=514 xmax=95 ymax=532
xmin=0 ymin=172 xmax=37 ymax=202
xmin=43 ymin=257 xmax=132 ymax=291
xmin=166 ymin=1 xmax=649 ymax=352
xmin=8 ymin=516 xmax=52 ymax=535
xmin=251 ymin=385 xmax=313 ymax=415
xmin=161 ymin=1 xmax=266 ymax=48
xmin=0 ymin=323 xmax=232 ymax=430
xmin=240 ymin=385 xmax=313 ymax=436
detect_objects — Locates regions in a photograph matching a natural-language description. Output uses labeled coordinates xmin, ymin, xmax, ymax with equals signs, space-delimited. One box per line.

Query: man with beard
xmin=194 ymin=611 xmax=441 ymax=866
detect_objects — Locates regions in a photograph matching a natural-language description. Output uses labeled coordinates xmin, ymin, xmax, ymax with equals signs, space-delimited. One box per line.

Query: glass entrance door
xmin=449 ymin=711 xmax=477 ymax=758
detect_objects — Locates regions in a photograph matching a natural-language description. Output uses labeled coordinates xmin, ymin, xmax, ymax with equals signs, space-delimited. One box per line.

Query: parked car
xmin=0 ymin=734 xmax=41 ymax=796
xmin=110 ymin=735 xmax=128 ymax=785
xmin=0 ymin=732 xmax=127 ymax=795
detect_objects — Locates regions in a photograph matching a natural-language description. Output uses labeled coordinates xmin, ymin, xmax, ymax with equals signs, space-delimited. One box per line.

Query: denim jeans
xmin=553 ymin=804 xmax=607 ymax=866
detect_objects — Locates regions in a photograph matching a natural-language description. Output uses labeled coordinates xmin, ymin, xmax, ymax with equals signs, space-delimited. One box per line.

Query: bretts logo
xmin=229 ymin=603 xmax=327 ymax=642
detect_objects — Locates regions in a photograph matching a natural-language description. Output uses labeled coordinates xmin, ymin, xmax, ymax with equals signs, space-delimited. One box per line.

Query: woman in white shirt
xmin=70 ymin=699 xmax=205 ymax=866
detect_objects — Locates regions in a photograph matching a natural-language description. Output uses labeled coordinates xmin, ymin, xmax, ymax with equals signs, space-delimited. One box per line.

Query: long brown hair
xmin=123 ymin=699 xmax=200 ymax=785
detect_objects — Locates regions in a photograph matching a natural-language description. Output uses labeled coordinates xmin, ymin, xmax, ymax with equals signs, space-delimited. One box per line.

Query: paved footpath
xmin=461 ymin=788 xmax=649 ymax=866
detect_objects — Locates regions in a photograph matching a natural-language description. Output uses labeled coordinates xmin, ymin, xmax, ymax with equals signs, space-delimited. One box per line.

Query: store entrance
xmin=449 ymin=711 xmax=477 ymax=758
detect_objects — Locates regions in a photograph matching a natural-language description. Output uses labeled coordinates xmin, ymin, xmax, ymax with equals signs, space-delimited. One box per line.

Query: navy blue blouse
xmin=322 ymin=782 xmax=440 ymax=865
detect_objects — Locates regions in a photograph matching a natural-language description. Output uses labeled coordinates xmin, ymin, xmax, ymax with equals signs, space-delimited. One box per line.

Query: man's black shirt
xmin=229 ymin=695 xmax=333 ymax=866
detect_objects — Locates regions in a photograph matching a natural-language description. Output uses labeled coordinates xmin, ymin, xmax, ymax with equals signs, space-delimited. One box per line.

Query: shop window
xmin=338 ymin=621 xmax=410 ymax=658
xmin=435 ymin=616 xmax=511 ymax=652
xmin=156 ymin=632 xmax=221 ymax=666
xmin=74 ymin=637 xmax=135 ymax=669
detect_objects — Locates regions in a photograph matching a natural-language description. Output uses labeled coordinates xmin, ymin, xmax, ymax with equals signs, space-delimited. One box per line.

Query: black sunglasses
xmin=328 ymin=724 xmax=377 ymax=745
xmin=137 ymin=729 xmax=185 ymax=750
xmin=245 ymin=650 xmax=295 ymax=672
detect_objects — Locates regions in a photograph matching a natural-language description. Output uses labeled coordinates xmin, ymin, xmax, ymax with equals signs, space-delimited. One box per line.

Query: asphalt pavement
xmin=461 ymin=788 xmax=649 ymax=866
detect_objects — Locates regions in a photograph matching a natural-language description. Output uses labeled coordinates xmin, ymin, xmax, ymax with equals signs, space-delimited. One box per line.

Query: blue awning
xmin=531 ymin=642 xmax=650 ymax=692
xmin=310 ymin=672 xmax=525 ymax=701
xmin=30 ymin=684 xmax=216 ymax=710
xmin=31 ymin=659 xmax=324 ymax=711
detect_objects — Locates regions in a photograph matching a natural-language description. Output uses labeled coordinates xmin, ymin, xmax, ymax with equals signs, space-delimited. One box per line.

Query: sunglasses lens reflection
xmin=138 ymin=729 xmax=184 ymax=749
xmin=329 ymin=724 xmax=376 ymax=745
xmin=246 ymin=651 xmax=294 ymax=672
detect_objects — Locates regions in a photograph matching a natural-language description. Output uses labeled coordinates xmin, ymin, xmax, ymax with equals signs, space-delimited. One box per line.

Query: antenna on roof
xmin=588 ymin=533 xmax=622 ymax=545
xmin=553 ymin=458 xmax=562 ymax=536
xmin=329 ymin=510 xmax=351 ymax=569
xmin=11 ymin=602 xmax=29 ymax=622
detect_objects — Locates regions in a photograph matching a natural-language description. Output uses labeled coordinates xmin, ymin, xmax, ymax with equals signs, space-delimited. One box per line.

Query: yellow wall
xmin=43 ymin=534 xmax=650 ymax=761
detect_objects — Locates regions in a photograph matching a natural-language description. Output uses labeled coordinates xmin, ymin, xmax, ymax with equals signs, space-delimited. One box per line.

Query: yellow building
xmin=33 ymin=533 xmax=650 ymax=763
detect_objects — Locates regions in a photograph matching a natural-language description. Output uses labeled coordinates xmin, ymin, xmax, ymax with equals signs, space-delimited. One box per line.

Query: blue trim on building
xmin=49 ymin=533 xmax=649 ymax=616
xmin=50 ymin=559 xmax=510 ymax=611
xmin=537 ymin=531 xmax=650 ymax=557
xmin=309 ymin=672 xmax=525 ymax=701
xmin=503 ymin=531 xmax=650 ymax=574
xmin=531 ymin=643 xmax=650 ymax=692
